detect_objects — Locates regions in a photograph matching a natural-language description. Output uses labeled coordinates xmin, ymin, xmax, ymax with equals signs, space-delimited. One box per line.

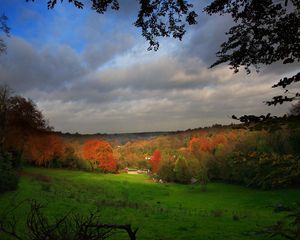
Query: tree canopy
xmin=0 ymin=85 xmax=52 ymax=153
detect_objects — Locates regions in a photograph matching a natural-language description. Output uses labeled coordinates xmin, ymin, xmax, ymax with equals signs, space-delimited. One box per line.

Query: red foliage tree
xmin=150 ymin=150 xmax=161 ymax=173
xmin=83 ymin=139 xmax=117 ymax=173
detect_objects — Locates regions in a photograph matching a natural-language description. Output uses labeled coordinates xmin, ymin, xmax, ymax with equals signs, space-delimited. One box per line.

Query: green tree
xmin=174 ymin=154 xmax=191 ymax=184
xmin=157 ymin=151 xmax=176 ymax=182
xmin=0 ymin=84 xmax=11 ymax=153
xmin=0 ymin=152 xmax=19 ymax=193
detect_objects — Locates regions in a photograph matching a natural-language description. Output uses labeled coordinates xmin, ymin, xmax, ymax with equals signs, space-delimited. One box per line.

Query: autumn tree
xmin=0 ymin=85 xmax=52 ymax=170
xmin=117 ymin=140 xmax=153 ymax=169
xmin=5 ymin=95 xmax=51 ymax=154
xmin=149 ymin=150 xmax=161 ymax=173
xmin=212 ymin=133 xmax=226 ymax=147
xmin=24 ymin=133 xmax=65 ymax=167
xmin=189 ymin=136 xmax=213 ymax=156
xmin=83 ymin=139 xmax=117 ymax=173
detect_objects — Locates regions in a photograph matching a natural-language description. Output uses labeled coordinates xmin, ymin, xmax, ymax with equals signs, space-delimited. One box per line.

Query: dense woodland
xmin=1 ymin=86 xmax=300 ymax=195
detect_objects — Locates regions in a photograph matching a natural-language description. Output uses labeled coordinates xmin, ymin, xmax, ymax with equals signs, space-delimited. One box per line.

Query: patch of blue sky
xmin=2 ymin=0 xmax=85 ymax=52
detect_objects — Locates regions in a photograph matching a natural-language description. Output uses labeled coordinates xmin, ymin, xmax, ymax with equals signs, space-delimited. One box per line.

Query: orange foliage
xmin=226 ymin=131 xmax=238 ymax=141
xmin=150 ymin=150 xmax=161 ymax=173
xmin=4 ymin=96 xmax=51 ymax=153
xmin=189 ymin=136 xmax=213 ymax=155
xmin=189 ymin=130 xmax=244 ymax=158
xmin=24 ymin=133 xmax=65 ymax=166
xmin=212 ymin=133 xmax=226 ymax=146
xmin=83 ymin=139 xmax=117 ymax=173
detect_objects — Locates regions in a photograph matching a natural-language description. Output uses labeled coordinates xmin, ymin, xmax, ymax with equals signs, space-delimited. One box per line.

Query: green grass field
xmin=0 ymin=168 xmax=299 ymax=240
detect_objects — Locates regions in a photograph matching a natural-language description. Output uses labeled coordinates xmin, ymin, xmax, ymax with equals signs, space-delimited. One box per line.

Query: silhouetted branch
xmin=257 ymin=203 xmax=300 ymax=239
xmin=89 ymin=224 xmax=138 ymax=240
xmin=0 ymin=199 xmax=138 ymax=240
xmin=230 ymin=114 xmax=299 ymax=131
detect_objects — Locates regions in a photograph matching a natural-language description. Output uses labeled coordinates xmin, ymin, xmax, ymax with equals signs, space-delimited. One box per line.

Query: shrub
xmin=157 ymin=158 xmax=176 ymax=182
xmin=288 ymin=130 xmax=300 ymax=155
xmin=0 ymin=152 xmax=19 ymax=194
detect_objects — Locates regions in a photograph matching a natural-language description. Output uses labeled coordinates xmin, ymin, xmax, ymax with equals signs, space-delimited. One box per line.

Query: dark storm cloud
xmin=80 ymin=13 xmax=136 ymax=69
xmin=82 ymin=31 xmax=135 ymax=70
xmin=180 ymin=14 xmax=233 ymax=66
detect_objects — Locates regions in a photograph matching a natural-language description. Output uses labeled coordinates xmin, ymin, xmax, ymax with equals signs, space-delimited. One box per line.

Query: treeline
xmin=116 ymin=122 xmax=300 ymax=189
xmin=1 ymin=84 xmax=300 ymax=193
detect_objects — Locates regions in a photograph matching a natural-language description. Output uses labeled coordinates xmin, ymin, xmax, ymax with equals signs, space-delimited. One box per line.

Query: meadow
xmin=0 ymin=167 xmax=299 ymax=240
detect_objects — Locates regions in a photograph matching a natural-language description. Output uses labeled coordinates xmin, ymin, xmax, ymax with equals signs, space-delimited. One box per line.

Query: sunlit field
xmin=1 ymin=168 xmax=299 ymax=240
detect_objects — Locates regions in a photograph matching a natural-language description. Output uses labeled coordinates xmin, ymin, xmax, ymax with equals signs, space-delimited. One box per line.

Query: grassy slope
xmin=0 ymin=168 xmax=299 ymax=240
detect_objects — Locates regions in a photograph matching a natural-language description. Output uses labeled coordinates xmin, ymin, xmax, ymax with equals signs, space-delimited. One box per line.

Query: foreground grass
xmin=0 ymin=168 xmax=299 ymax=240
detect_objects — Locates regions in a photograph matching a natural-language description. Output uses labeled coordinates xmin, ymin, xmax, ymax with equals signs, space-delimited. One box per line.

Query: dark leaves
xmin=264 ymin=72 xmax=300 ymax=105
xmin=91 ymin=0 xmax=119 ymax=14
xmin=206 ymin=0 xmax=300 ymax=116
xmin=230 ymin=113 xmax=295 ymax=131
xmin=0 ymin=14 xmax=10 ymax=54
xmin=266 ymin=95 xmax=298 ymax=106
xmin=134 ymin=0 xmax=198 ymax=51
xmin=272 ymin=73 xmax=300 ymax=89
xmin=283 ymin=58 xmax=295 ymax=64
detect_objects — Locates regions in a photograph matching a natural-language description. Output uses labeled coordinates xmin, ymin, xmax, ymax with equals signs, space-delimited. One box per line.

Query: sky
xmin=0 ymin=0 xmax=297 ymax=134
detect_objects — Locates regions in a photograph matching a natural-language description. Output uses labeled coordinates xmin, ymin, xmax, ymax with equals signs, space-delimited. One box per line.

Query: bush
xmin=157 ymin=158 xmax=176 ymax=182
xmin=0 ymin=152 xmax=19 ymax=194
xmin=288 ymin=130 xmax=300 ymax=155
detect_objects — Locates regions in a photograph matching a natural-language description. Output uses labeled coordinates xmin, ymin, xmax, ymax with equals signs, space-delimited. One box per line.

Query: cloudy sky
xmin=0 ymin=0 xmax=296 ymax=133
